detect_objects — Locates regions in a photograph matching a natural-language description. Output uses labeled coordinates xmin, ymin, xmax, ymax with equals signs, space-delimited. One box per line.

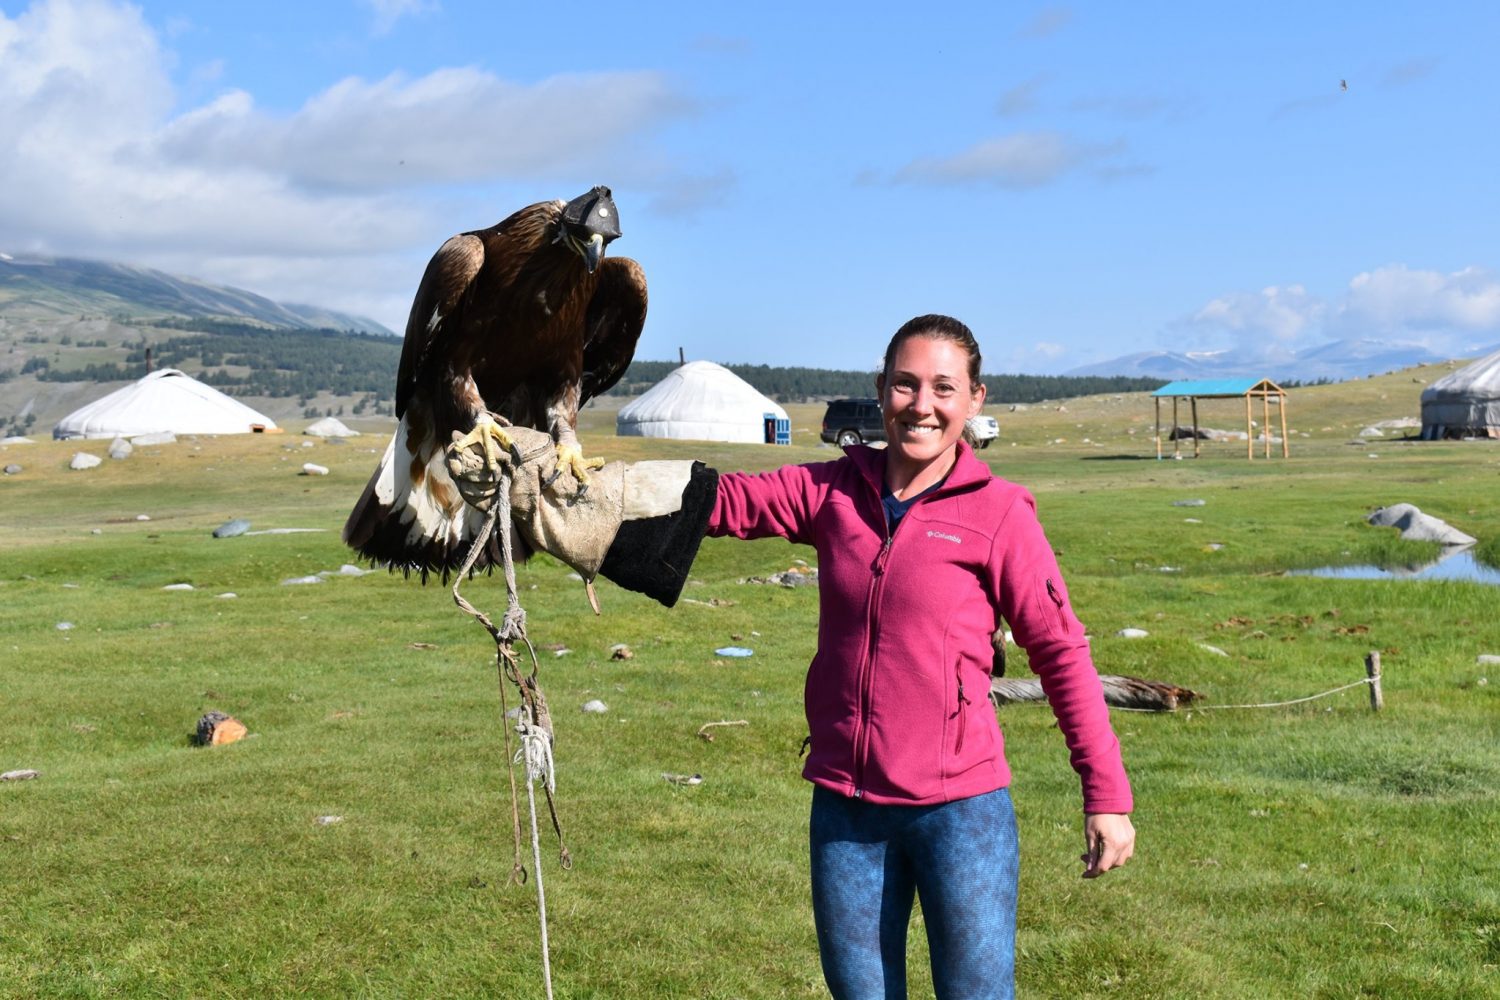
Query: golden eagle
xmin=343 ymin=186 xmax=647 ymax=579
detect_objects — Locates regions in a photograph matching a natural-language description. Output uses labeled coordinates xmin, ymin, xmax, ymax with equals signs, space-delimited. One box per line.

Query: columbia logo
xmin=926 ymin=530 xmax=961 ymax=544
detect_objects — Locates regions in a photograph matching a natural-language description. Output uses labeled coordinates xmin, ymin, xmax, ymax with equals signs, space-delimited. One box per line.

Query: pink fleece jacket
xmin=708 ymin=442 xmax=1133 ymax=813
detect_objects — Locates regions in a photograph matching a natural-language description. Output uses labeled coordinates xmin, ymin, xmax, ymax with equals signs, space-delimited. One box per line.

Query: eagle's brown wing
xmin=579 ymin=256 xmax=648 ymax=405
xmin=395 ymin=234 xmax=485 ymax=419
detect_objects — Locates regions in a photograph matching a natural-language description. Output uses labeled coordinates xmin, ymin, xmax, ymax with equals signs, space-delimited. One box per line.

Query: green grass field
xmin=2 ymin=370 xmax=1498 ymax=998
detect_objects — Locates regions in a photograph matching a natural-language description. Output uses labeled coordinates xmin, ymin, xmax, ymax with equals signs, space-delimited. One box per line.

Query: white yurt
xmin=53 ymin=369 xmax=279 ymax=440
xmin=616 ymin=361 xmax=789 ymax=443
xmin=1420 ymin=348 xmax=1500 ymax=440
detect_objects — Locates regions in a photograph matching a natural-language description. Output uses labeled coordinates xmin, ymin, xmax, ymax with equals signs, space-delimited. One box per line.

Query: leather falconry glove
xmin=446 ymin=422 xmax=718 ymax=609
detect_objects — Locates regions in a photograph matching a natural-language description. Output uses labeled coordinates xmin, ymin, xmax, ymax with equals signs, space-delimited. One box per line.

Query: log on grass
xmin=990 ymin=674 xmax=1201 ymax=711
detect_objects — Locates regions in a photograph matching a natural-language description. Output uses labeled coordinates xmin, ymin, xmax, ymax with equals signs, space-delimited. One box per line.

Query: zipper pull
xmin=798 ymin=736 xmax=811 ymax=758
xmin=873 ymin=535 xmax=893 ymax=575
xmin=957 ymin=679 xmax=970 ymax=706
xmin=1046 ymin=578 xmax=1064 ymax=607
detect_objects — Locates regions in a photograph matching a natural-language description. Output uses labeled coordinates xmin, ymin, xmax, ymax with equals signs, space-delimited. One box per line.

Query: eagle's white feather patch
xmin=374 ymin=417 xmax=473 ymax=553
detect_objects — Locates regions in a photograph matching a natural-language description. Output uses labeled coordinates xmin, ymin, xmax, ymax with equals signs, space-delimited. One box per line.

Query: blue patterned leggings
xmin=809 ymin=786 xmax=1019 ymax=1000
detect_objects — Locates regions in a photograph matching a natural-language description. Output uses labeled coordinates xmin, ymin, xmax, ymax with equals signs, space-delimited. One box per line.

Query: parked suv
xmin=967 ymin=414 xmax=1000 ymax=449
xmin=821 ymin=398 xmax=1001 ymax=450
xmin=821 ymin=398 xmax=885 ymax=447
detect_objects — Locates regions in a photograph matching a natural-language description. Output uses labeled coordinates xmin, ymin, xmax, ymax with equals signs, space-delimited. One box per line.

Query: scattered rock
xmin=108 ymin=437 xmax=133 ymax=459
xmin=1357 ymin=427 xmax=1384 ymax=438
xmin=195 ymin=711 xmax=247 ymax=746
xmin=1367 ymin=504 xmax=1476 ymax=546
xmin=0 ymin=436 xmax=34 ymax=444
xmin=55 ymin=622 xmax=74 ymax=631
xmin=744 ymin=569 xmax=819 ymax=587
xmin=610 ymin=644 xmax=634 ymax=660
xmin=131 ymin=432 xmax=176 ymax=446
xmin=213 ymin=519 xmax=251 ymax=539
xmin=135 ymin=514 xmax=151 ymax=521
xmin=305 ymin=417 xmax=359 ymax=438
xmin=4 ymin=464 xmax=22 ymax=475
xmin=281 ymin=575 xmax=324 ymax=586
xmin=162 ymin=583 xmax=194 ymax=591
xmin=314 ymin=815 xmax=344 ymax=826
xmin=1172 ymin=499 xmax=1206 ymax=507
xmin=69 ymin=452 xmax=102 ymax=470
xmin=662 ymin=773 xmax=703 ymax=786
xmin=300 ymin=463 xmax=329 ymax=476
xmin=581 ymin=700 xmax=609 ymax=714
xmin=216 ymin=593 xmax=237 ymax=599
xmin=1198 ymin=643 xmax=1229 ymax=657
xmin=332 ymin=564 xmax=369 ymax=577
xmin=1 ymin=769 xmax=40 ymax=782
xmin=1183 ymin=517 xmax=1202 ymax=524
xmin=715 ymin=646 xmax=754 ymax=658
xmin=1116 ymin=628 xmax=1150 ymax=639
xmin=1477 ymin=654 xmax=1500 ymax=666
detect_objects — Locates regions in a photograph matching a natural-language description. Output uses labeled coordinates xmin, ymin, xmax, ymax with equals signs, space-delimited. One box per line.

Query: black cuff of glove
xmin=597 ymin=462 xmax=718 ymax=608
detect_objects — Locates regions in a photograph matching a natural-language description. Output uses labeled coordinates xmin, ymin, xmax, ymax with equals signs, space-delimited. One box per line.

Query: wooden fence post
xmin=1365 ymin=651 xmax=1384 ymax=711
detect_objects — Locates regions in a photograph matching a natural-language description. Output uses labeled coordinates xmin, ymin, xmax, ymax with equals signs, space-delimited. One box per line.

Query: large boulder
xmin=305 ymin=417 xmax=358 ymax=438
xmin=1368 ymin=503 xmax=1476 ymax=546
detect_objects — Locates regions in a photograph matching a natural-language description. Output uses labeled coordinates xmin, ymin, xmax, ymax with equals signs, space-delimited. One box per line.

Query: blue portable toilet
xmin=763 ymin=414 xmax=791 ymax=445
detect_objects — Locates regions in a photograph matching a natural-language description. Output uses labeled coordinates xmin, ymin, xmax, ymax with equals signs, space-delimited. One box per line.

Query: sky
xmin=2 ymin=0 xmax=1499 ymax=374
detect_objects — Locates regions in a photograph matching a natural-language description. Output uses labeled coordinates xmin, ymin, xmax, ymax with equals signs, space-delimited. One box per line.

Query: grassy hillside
xmin=2 ymin=376 xmax=1497 ymax=998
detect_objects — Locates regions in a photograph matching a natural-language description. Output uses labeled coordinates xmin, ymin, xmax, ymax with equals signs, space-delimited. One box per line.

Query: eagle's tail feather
xmin=342 ymin=418 xmax=518 ymax=582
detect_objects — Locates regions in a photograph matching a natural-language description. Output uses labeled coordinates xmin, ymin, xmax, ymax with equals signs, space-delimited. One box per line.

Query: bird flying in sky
xmin=343 ymin=186 xmax=648 ymax=579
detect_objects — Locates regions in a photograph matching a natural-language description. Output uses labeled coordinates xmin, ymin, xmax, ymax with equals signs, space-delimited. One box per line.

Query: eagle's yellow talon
xmin=554 ymin=442 xmax=602 ymax=487
xmin=453 ymin=418 xmax=515 ymax=476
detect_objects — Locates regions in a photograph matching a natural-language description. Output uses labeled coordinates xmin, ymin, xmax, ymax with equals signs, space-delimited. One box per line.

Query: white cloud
xmin=0 ymin=0 xmax=707 ymax=331
xmin=894 ymin=132 xmax=1124 ymax=189
xmin=996 ymin=76 xmax=1046 ymax=117
xmin=1180 ymin=266 xmax=1500 ymax=358
xmin=363 ymin=0 xmax=438 ymax=36
xmin=1334 ymin=265 xmax=1500 ymax=335
xmin=647 ymin=168 xmax=736 ymax=219
xmin=1381 ymin=58 xmax=1438 ymax=88
xmin=151 ymin=67 xmax=696 ymax=191
xmin=1018 ymin=7 xmax=1072 ymax=39
xmin=1189 ymin=284 xmax=1322 ymax=343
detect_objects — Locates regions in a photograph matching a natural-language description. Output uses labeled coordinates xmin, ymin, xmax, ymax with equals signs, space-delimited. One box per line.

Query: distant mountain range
xmin=1063 ymin=338 xmax=1497 ymax=383
xmin=0 ymin=252 xmax=394 ymax=335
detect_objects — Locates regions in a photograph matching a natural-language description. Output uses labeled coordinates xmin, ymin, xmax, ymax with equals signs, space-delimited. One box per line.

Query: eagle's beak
xmin=583 ymin=233 xmax=605 ymax=274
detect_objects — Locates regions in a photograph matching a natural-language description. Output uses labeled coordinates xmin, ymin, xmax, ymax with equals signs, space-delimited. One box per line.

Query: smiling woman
xmin=876 ymin=314 xmax=988 ymax=497
xmin=705 ymin=313 xmax=1136 ymax=999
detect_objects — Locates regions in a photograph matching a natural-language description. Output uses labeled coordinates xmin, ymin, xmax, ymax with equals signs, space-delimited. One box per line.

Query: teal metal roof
xmin=1151 ymin=378 xmax=1270 ymax=397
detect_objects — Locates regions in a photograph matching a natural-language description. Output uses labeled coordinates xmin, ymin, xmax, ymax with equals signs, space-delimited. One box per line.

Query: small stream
xmin=1287 ymin=547 xmax=1500 ymax=586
